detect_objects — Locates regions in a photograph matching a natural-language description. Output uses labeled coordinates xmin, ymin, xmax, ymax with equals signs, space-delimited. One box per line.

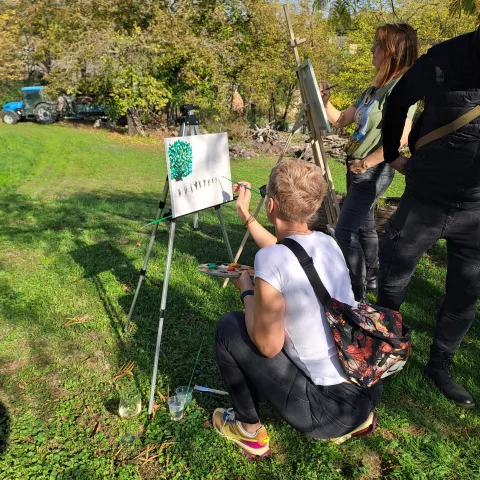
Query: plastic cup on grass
xmin=168 ymin=396 xmax=184 ymax=421
xmin=175 ymin=386 xmax=193 ymax=406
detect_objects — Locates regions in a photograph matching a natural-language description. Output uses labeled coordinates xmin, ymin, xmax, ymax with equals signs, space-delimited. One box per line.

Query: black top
xmin=382 ymin=27 xmax=480 ymax=206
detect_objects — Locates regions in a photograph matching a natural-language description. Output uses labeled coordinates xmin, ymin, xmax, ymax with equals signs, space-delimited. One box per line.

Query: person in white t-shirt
xmin=212 ymin=159 xmax=383 ymax=458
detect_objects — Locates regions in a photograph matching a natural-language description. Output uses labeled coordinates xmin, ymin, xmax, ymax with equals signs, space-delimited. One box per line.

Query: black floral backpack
xmin=280 ymin=238 xmax=412 ymax=388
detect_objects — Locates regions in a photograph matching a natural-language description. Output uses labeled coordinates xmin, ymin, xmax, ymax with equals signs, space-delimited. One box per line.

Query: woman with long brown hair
xmin=320 ymin=23 xmax=418 ymax=302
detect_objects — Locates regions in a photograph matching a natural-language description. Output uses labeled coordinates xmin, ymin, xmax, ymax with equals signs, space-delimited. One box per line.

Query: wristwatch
xmin=240 ymin=290 xmax=254 ymax=303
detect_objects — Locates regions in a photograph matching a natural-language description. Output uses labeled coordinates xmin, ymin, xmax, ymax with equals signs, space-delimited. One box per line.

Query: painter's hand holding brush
xmin=233 ymin=181 xmax=277 ymax=249
xmin=318 ymin=82 xmax=334 ymax=105
xmin=233 ymin=181 xmax=253 ymax=224
xmin=318 ymin=82 xmax=357 ymax=129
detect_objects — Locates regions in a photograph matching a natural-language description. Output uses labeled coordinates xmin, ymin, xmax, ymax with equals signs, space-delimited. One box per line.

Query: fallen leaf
xmin=111 ymin=360 xmax=135 ymax=383
xmin=63 ymin=314 xmax=91 ymax=327
xmin=117 ymin=281 xmax=134 ymax=292
xmin=203 ymin=421 xmax=212 ymax=429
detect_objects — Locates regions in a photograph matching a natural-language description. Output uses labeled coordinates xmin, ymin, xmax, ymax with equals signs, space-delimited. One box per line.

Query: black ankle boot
xmin=424 ymin=346 xmax=475 ymax=409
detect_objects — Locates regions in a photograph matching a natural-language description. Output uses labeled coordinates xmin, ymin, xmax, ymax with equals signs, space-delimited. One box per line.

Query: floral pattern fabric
xmin=325 ymin=300 xmax=411 ymax=387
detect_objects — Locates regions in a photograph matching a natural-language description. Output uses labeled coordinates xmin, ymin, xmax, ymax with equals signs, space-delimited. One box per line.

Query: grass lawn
xmin=0 ymin=122 xmax=479 ymax=479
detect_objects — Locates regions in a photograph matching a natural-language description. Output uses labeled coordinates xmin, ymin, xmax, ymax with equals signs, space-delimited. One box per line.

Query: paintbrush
xmin=221 ymin=177 xmax=262 ymax=195
xmin=187 ymin=338 xmax=204 ymax=395
xmin=143 ymin=215 xmax=173 ymax=228
xmin=194 ymin=385 xmax=229 ymax=396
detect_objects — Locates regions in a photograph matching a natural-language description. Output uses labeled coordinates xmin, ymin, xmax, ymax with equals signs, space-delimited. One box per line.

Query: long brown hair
xmin=373 ymin=23 xmax=418 ymax=88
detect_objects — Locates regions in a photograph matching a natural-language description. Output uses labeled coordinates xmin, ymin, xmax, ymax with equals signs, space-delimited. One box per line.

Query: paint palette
xmin=197 ymin=262 xmax=254 ymax=279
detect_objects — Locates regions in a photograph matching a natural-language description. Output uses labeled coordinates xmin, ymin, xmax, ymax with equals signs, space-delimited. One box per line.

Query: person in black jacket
xmin=379 ymin=27 xmax=480 ymax=409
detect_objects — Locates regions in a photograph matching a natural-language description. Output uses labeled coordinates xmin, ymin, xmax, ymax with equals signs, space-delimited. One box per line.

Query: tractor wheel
xmin=2 ymin=110 xmax=20 ymax=125
xmin=34 ymin=103 xmax=58 ymax=125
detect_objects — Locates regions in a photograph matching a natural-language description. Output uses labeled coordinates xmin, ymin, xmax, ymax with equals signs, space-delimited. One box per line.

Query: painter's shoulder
xmin=313 ymin=230 xmax=338 ymax=246
xmin=255 ymin=242 xmax=283 ymax=258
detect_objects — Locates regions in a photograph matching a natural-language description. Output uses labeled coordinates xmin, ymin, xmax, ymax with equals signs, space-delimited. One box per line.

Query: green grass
xmin=0 ymin=122 xmax=479 ymax=479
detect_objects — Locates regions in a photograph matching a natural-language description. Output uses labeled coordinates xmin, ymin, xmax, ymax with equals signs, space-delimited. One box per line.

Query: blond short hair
xmin=267 ymin=159 xmax=326 ymax=222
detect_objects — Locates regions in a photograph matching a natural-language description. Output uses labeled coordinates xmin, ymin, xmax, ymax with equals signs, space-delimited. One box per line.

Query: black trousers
xmin=214 ymin=312 xmax=383 ymax=439
xmin=335 ymin=165 xmax=395 ymax=289
xmin=378 ymin=191 xmax=480 ymax=354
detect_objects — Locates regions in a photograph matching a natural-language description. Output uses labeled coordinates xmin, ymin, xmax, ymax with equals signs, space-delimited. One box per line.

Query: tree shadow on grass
xmin=0 ymin=402 xmax=9 ymax=459
xmin=70 ymin=239 xmax=140 ymax=353
xmin=3 ymin=188 xmax=480 ymax=476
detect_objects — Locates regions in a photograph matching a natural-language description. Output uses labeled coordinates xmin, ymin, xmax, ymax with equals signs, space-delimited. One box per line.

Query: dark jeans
xmin=215 ymin=312 xmax=383 ymax=439
xmin=378 ymin=191 xmax=480 ymax=354
xmin=335 ymin=164 xmax=395 ymax=289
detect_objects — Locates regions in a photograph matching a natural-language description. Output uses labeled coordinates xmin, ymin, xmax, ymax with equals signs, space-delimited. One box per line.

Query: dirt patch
xmin=360 ymin=451 xmax=383 ymax=480
xmin=84 ymin=350 xmax=112 ymax=373
xmin=136 ymin=461 xmax=167 ymax=480
xmin=0 ymin=358 xmax=29 ymax=376
xmin=377 ymin=423 xmax=428 ymax=442
xmin=43 ymin=370 xmax=69 ymax=399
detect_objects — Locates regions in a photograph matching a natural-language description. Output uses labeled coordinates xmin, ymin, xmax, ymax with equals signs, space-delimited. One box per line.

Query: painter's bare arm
xmin=318 ymin=82 xmax=356 ymax=128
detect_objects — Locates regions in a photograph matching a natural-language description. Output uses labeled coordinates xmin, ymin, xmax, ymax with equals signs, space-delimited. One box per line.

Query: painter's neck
xmin=275 ymin=219 xmax=311 ymax=242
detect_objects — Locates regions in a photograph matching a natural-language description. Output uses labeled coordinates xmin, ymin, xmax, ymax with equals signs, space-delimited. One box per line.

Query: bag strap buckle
xmin=299 ymin=256 xmax=314 ymax=269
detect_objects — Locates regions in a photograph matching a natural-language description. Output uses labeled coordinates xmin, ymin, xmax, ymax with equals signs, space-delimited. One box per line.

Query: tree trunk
xmin=283 ymin=84 xmax=296 ymax=121
xmin=126 ymin=108 xmax=146 ymax=137
xmin=271 ymin=93 xmax=277 ymax=122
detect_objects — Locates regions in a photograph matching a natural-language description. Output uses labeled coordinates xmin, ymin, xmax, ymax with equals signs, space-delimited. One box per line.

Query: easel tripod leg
xmin=214 ymin=205 xmax=234 ymax=262
xmin=148 ymin=220 xmax=176 ymax=418
xmin=125 ymin=181 xmax=170 ymax=332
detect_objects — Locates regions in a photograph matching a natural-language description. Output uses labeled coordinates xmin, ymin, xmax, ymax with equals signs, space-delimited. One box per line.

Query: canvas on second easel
xmin=298 ymin=59 xmax=332 ymax=134
xmin=165 ymin=132 xmax=233 ymax=218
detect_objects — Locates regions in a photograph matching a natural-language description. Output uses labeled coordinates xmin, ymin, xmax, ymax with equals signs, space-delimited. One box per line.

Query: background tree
xmin=449 ymin=0 xmax=480 ymax=19
xmin=0 ymin=0 xmax=477 ymax=134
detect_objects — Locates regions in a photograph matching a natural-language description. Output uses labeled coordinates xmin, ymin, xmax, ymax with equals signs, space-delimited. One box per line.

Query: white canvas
xmin=165 ymin=132 xmax=233 ymax=218
xmin=298 ymin=59 xmax=332 ymax=134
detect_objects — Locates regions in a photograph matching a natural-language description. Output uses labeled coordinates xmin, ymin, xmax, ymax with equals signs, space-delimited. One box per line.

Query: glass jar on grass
xmin=118 ymin=378 xmax=141 ymax=419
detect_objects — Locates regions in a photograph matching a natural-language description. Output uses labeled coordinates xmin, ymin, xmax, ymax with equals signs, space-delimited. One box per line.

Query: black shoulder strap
xmin=279 ymin=238 xmax=332 ymax=307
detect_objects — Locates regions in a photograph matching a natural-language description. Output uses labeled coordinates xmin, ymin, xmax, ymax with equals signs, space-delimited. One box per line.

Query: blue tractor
xmin=2 ymin=86 xmax=58 ymax=125
xmin=2 ymin=86 xmax=107 ymax=125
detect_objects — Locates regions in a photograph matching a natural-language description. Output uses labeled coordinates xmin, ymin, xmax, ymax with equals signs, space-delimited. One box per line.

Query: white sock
xmin=237 ymin=421 xmax=258 ymax=437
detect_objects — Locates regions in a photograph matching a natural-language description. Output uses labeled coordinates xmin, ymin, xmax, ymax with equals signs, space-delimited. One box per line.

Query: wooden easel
xmin=283 ymin=5 xmax=340 ymax=226
xmin=223 ymin=5 xmax=340 ymax=287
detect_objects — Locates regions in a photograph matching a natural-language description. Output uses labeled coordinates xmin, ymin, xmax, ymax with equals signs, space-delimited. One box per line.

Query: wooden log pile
xmin=286 ymin=134 xmax=348 ymax=162
xmin=322 ymin=134 xmax=348 ymax=161
xmin=248 ymin=123 xmax=281 ymax=144
xmin=229 ymin=145 xmax=256 ymax=159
